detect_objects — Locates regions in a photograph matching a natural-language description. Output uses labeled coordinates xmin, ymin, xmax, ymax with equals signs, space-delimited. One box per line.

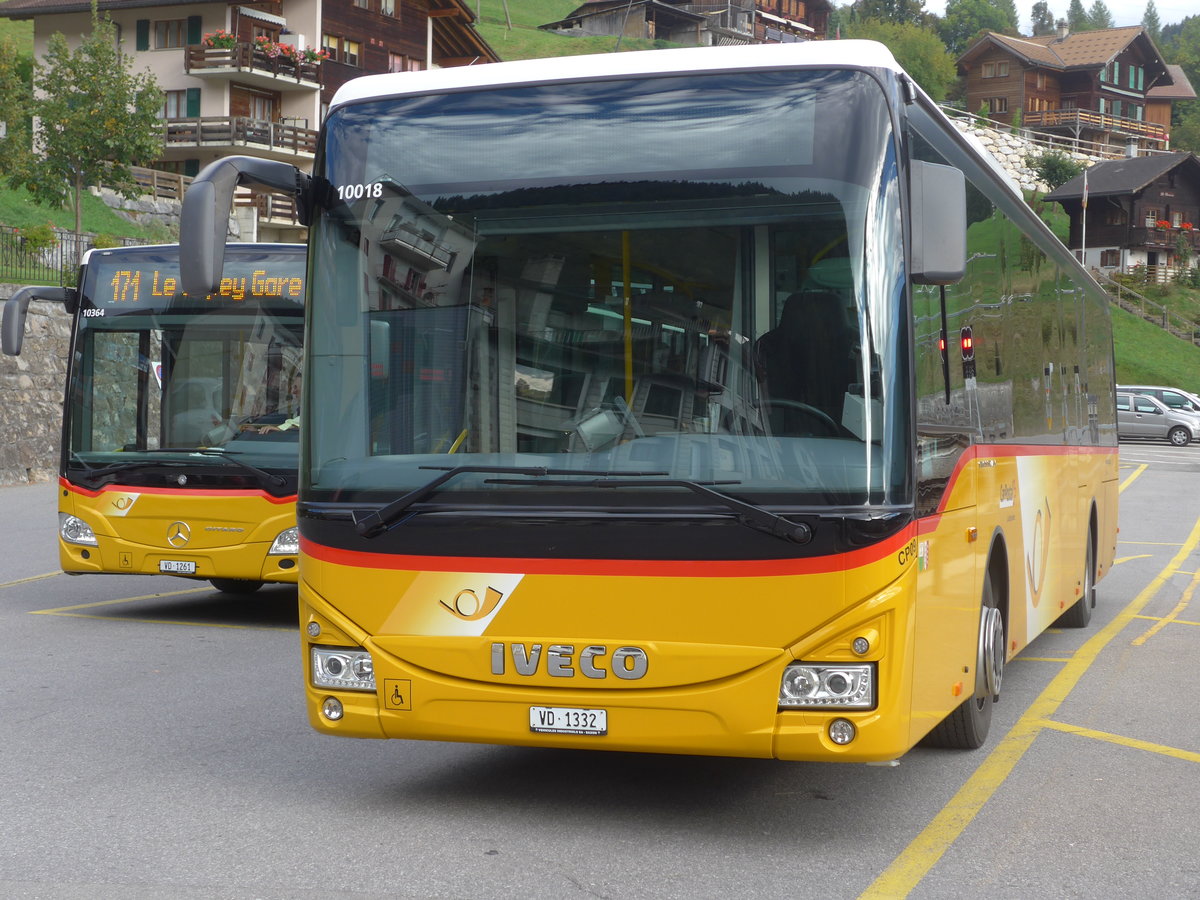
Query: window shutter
xmin=184 ymin=159 xmax=200 ymax=177
xmin=136 ymin=19 xmax=150 ymax=51
xmin=187 ymin=16 xmax=202 ymax=46
xmin=186 ymin=88 xmax=201 ymax=117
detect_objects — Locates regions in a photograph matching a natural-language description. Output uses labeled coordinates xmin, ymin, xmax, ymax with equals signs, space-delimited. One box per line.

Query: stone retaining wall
xmin=0 ymin=284 xmax=71 ymax=484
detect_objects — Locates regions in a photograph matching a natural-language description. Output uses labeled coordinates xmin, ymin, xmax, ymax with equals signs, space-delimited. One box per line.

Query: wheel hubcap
xmin=978 ymin=605 xmax=1004 ymax=699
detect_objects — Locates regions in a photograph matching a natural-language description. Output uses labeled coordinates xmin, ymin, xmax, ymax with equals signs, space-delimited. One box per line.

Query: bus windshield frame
xmin=305 ymin=67 xmax=911 ymax=513
xmin=64 ymin=244 xmax=306 ymax=494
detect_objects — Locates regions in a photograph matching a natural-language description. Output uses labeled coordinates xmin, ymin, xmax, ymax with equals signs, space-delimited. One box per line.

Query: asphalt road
xmin=1 ymin=444 xmax=1198 ymax=899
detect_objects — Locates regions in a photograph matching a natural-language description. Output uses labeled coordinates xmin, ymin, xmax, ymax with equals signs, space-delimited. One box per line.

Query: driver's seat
xmin=756 ymin=290 xmax=855 ymax=435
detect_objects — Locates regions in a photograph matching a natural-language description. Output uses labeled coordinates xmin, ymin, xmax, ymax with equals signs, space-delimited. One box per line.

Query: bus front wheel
xmin=923 ymin=577 xmax=1004 ymax=750
xmin=209 ymin=578 xmax=264 ymax=595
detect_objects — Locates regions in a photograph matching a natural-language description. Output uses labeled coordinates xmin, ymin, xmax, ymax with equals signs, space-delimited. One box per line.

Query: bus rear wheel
xmin=923 ymin=577 xmax=1004 ymax=750
xmin=209 ymin=578 xmax=265 ymax=595
xmin=1056 ymin=526 xmax=1096 ymax=628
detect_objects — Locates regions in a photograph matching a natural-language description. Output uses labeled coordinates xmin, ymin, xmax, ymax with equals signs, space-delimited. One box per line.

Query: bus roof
xmin=330 ymin=40 xmax=902 ymax=113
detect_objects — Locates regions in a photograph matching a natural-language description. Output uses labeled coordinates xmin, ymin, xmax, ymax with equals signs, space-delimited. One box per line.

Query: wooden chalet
xmin=1045 ymin=152 xmax=1200 ymax=277
xmin=0 ymin=0 xmax=497 ymax=235
xmin=539 ymin=1 xmax=828 ymax=46
xmin=957 ymin=24 xmax=1194 ymax=154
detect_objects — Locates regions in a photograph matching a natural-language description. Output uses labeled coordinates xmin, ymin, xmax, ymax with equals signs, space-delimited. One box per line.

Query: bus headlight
xmin=59 ymin=513 xmax=98 ymax=547
xmin=311 ymin=646 xmax=376 ymax=692
xmin=779 ymin=663 xmax=875 ymax=710
xmin=268 ymin=526 xmax=299 ymax=556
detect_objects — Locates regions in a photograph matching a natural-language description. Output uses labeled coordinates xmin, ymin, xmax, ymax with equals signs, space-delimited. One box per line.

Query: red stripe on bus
xmin=61 ymin=477 xmax=296 ymax=505
xmin=301 ymin=525 xmax=918 ymax=578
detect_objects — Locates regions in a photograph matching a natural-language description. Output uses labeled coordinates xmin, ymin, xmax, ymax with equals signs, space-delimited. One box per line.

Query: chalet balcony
xmin=1023 ymin=108 xmax=1167 ymax=144
xmin=1132 ymin=225 xmax=1200 ymax=249
xmin=185 ymin=43 xmax=321 ymax=92
xmin=163 ymin=116 xmax=317 ymax=161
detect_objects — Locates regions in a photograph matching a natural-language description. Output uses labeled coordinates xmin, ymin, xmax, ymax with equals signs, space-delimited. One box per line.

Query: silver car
xmin=1116 ymin=384 xmax=1200 ymax=415
xmin=1116 ymin=392 xmax=1200 ymax=446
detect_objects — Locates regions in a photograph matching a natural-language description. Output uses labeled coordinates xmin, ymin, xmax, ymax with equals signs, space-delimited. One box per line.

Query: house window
xmin=982 ymin=62 xmax=994 ymax=78
xmin=1036 ymin=72 xmax=1048 ymax=91
xmin=322 ymin=34 xmax=340 ymax=61
xmin=388 ymin=52 xmax=420 ymax=72
xmin=1062 ymin=96 xmax=1078 ymax=109
xmin=987 ymin=97 xmax=1008 ymax=114
xmin=154 ymin=19 xmax=186 ymax=49
xmin=1145 ymin=208 xmax=1160 ymax=227
xmin=344 ymin=39 xmax=361 ymax=67
xmin=354 ymin=0 xmax=368 ymax=8
xmin=1100 ymin=249 xmax=1120 ymax=268
xmin=161 ymin=90 xmax=187 ymax=119
xmin=1173 ymin=212 xmax=1184 ymax=228
xmin=1105 ymin=208 xmax=1127 ymax=226
xmin=997 ymin=61 xmax=1008 ymax=77
xmin=381 ymin=0 xmax=396 ymax=14
xmin=249 ymin=93 xmax=274 ymax=121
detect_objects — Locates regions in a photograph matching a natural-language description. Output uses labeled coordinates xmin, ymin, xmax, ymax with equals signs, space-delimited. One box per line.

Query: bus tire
xmin=209 ymin=578 xmax=264 ymax=595
xmin=923 ymin=577 xmax=1003 ymax=750
xmin=1055 ymin=523 xmax=1096 ymax=629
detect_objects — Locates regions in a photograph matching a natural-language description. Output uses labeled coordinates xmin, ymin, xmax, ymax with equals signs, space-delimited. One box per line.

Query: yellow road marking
xmin=31 ymin=588 xmax=211 ymax=613
xmin=0 ymin=571 xmax=61 ymax=589
xmin=1014 ymin=657 xmax=1071 ymax=663
xmin=1118 ymin=463 xmax=1147 ymax=491
xmin=1132 ymin=566 xmax=1199 ymax=646
xmin=31 ymin=588 xmax=295 ymax=631
xmin=1037 ymin=719 xmax=1200 ymax=765
xmin=858 ymin=512 xmax=1200 ymax=899
xmin=1113 ymin=555 xmax=1152 ymax=564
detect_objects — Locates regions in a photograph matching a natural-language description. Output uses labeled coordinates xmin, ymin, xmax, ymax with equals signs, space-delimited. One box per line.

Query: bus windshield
xmin=66 ymin=245 xmax=305 ymax=493
xmin=308 ymin=68 xmax=910 ymax=510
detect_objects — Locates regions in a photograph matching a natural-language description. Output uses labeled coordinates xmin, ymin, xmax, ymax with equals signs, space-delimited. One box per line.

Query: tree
xmin=1142 ymin=1 xmax=1162 ymax=43
xmin=844 ymin=19 xmax=958 ymax=100
xmin=0 ymin=40 xmax=34 ymax=178
xmin=938 ymin=0 xmax=1017 ymax=58
xmin=1066 ymin=0 xmax=1090 ymax=31
xmin=1030 ymin=1 xmax=1057 ymax=36
xmin=850 ymin=0 xmax=929 ymax=28
xmin=9 ymin=7 xmax=163 ymax=251
xmin=1086 ymin=1 xmax=1114 ymax=29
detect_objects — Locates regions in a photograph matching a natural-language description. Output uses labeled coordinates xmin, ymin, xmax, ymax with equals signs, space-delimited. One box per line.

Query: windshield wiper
xmin=77 ymin=447 xmax=287 ymax=487
xmin=494 ymin=476 xmax=814 ymax=545
xmin=353 ymin=465 xmax=669 ymax=538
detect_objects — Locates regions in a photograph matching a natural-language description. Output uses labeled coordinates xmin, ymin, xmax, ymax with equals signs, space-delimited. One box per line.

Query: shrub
xmin=92 ymin=233 xmax=119 ymax=249
xmin=17 ymin=223 xmax=57 ymax=255
xmin=1026 ymin=151 xmax=1084 ymax=190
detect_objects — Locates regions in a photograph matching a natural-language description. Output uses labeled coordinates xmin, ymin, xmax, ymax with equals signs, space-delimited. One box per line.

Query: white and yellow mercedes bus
xmin=2 ymin=243 xmax=306 ymax=594
xmin=179 ymin=42 xmax=1118 ymax=760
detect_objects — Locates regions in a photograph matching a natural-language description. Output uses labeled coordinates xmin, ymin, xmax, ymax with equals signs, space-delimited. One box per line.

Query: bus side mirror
xmin=910 ymin=160 xmax=966 ymax=285
xmin=2 ymin=286 xmax=71 ymax=356
xmin=180 ymin=156 xmax=312 ymax=298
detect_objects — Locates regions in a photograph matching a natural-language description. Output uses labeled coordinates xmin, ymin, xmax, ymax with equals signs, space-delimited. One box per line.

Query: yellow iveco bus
xmin=179 ymin=41 xmax=1118 ymax=760
xmin=2 ymin=243 xmax=306 ymax=594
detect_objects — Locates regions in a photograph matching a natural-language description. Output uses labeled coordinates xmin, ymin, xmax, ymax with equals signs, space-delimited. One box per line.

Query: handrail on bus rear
xmin=180 ymin=155 xmax=311 ymax=299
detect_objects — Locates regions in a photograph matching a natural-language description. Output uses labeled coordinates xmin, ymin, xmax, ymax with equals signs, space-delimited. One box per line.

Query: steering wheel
xmin=765 ymin=399 xmax=842 ymax=437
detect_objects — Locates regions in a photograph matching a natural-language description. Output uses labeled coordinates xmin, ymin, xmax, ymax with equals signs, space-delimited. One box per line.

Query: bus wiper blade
xmin=78 ymin=447 xmax=287 ymax=487
xmin=502 ymin=477 xmax=814 ymax=545
xmin=192 ymin=448 xmax=288 ymax=487
xmin=353 ymin=465 xmax=669 ymax=538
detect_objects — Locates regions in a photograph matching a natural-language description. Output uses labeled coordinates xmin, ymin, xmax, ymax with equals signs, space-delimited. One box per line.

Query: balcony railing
xmin=163 ymin=116 xmax=317 ymax=157
xmin=1022 ymin=108 xmax=1167 ymax=142
xmin=185 ymin=43 xmax=321 ymax=88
